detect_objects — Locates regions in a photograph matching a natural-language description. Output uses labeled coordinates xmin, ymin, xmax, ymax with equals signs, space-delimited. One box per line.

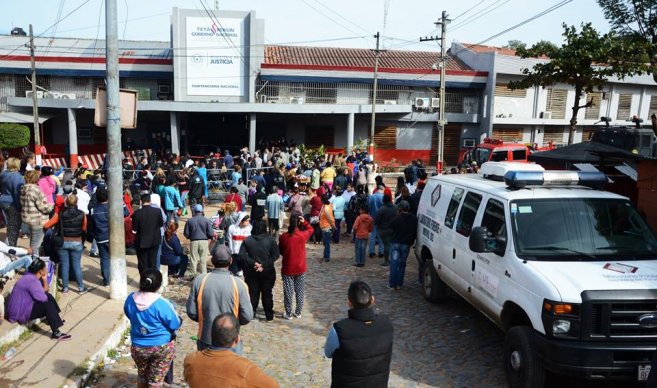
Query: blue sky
xmin=0 ymin=0 xmax=610 ymax=51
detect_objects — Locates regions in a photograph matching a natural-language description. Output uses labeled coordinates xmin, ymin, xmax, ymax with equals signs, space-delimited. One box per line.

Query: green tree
xmin=509 ymin=23 xmax=641 ymax=144
xmin=597 ymin=0 xmax=657 ymax=82
xmin=0 ymin=123 xmax=30 ymax=152
xmin=503 ymin=39 xmax=526 ymax=50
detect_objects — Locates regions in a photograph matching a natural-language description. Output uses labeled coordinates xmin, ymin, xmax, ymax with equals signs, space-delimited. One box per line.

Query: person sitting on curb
xmin=0 ymin=241 xmax=32 ymax=278
xmin=324 ymin=280 xmax=393 ymax=387
xmin=6 ymin=258 xmax=72 ymax=340
xmin=184 ymin=313 xmax=279 ymax=388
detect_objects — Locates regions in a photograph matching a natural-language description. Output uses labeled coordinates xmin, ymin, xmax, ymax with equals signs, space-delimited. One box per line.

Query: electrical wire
xmin=54 ymin=11 xmax=170 ymax=35
xmin=299 ymin=0 xmax=372 ymax=44
xmin=122 ymin=0 xmax=128 ymax=40
xmin=0 ymin=0 xmax=93 ymax=61
xmin=450 ymin=0 xmax=513 ymax=32
xmin=196 ymin=0 xmax=266 ymax=78
xmin=309 ymin=0 xmax=371 ymax=36
xmin=451 ymin=0 xmax=487 ymax=21
xmin=409 ymin=0 xmax=574 ymax=82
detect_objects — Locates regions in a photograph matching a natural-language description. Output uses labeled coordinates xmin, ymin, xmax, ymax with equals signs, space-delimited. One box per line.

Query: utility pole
xmin=369 ymin=32 xmax=385 ymax=161
xmin=28 ymin=25 xmax=42 ymax=165
xmin=106 ymin=0 xmax=127 ymax=300
xmin=420 ymin=11 xmax=450 ymax=173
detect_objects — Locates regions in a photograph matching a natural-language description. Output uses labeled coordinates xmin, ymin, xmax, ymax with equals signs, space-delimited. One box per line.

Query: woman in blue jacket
xmin=330 ymin=186 xmax=346 ymax=243
xmin=160 ymin=221 xmax=189 ymax=278
xmin=124 ymin=269 xmax=182 ymax=388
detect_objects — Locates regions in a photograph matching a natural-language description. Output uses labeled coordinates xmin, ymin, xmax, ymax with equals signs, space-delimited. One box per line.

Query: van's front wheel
xmin=422 ymin=262 xmax=447 ymax=303
xmin=504 ymin=326 xmax=545 ymax=388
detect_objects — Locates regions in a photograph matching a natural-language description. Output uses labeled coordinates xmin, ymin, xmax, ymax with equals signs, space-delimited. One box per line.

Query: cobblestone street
xmin=93 ymin=226 xmax=639 ymax=388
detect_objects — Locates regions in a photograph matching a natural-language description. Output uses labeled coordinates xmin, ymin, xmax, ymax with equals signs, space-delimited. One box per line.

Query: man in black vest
xmin=324 ymin=280 xmax=393 ymax=387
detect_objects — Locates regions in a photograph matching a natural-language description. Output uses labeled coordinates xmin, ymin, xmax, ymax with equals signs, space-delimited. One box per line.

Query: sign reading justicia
xmin=185 ymin=16 xmax=245 ymax=97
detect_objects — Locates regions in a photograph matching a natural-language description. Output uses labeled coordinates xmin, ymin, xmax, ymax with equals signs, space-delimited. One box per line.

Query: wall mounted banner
xmin=185 ymin=16 xmax=245 ymax=96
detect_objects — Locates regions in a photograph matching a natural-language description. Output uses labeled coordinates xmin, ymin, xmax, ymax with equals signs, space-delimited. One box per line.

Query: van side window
xmin=491 ymin=150 xmax=508 ymax=162
xmin=443 ymin=188 xmax=464 ymax=229
xmin=456 ymin=192 xmax=483 ymax=237
xmin=512 ymin=149 xmax=527 ymax=160
xmin=481 ymin=199 xmax=506 ymax=239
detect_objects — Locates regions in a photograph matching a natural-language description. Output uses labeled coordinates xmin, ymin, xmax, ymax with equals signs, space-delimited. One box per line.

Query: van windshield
xmin=510 ymin=198 xmax=657 ymax=261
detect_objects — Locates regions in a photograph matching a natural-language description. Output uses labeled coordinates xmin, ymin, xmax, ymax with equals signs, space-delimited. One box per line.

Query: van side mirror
xmin=470 ymin=226 xmax=507 ymax=256
xmin=469 ymin=226 xmax=488 ymax=252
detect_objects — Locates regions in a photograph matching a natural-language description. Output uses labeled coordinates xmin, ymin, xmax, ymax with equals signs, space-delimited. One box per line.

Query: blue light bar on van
xmin=504 ymin=171 xmax=607 ymax=189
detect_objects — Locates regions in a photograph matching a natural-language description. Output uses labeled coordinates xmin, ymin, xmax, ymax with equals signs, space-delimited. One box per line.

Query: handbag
xmin=51 ymin=218 xmax=64 ymax=249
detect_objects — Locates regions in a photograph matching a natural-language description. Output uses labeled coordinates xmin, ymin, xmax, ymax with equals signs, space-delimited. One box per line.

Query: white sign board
xmin=185 ymin=16 xmax=245 ymax=97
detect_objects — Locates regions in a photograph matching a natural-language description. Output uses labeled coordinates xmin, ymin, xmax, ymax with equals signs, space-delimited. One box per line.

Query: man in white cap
xmin=184 ymin=204 xmax=216 ymax=277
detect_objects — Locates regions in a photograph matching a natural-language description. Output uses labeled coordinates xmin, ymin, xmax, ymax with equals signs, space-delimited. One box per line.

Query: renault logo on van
xmin=638 ymin=314 xmax=657 ymax=328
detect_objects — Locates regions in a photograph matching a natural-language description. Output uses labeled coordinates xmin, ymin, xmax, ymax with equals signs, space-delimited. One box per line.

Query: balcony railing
xmin=255 ymin=80 xmax=480 ymax=114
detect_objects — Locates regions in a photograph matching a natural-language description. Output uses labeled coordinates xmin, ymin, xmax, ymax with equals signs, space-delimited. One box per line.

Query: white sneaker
xmin=293 ymin=312 xmax=302 ymax=319
xmin=281 ymin=313 xmax=293 ymax=320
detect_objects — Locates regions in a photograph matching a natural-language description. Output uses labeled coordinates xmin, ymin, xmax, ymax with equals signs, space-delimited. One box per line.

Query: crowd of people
xmin=0 ymin=140 xmax=430 ymax=386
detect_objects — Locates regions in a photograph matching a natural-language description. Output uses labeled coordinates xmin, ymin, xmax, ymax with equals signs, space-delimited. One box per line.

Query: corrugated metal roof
xmin=264 ymin=45 xmax=472 ymax=71
xmin=0 ymin=35 xmax=172 ymax=60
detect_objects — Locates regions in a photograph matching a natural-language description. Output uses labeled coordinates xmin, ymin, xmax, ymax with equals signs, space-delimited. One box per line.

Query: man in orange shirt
xmin=184 ymin=313 xmax=278 ymax=388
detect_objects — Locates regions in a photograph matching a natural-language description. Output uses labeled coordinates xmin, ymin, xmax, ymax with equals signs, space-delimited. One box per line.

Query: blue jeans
xmin=58 ymin=240 xmax=84 ymax=291
xmin=97 ymin=242 xmax=110 ymax=285
xmin=322 ymin=229 xmax=332 ymax=260
xmin=354 ymin=239 xmax=367 ymax=265
xmin=332 ymin=219 xmax=342 ymax=243
xmin=90 ymin=239 xmax=98 ymax=255
xmin=368 ymin=225 xmax=383 ymax=255
xmin=389 ymin=243 xmax=411 ymax=288
xmin=0 ymin=256 xmax=32 ymax=276
xmin=166 ymin=255 xmax=189 ymax=277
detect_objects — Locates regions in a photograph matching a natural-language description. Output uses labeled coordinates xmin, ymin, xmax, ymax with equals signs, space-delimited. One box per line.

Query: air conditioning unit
xmin=259 ymin=94 xmax=267 ymax=103
xmin=541 ymin=111 xmax=552 ymax=119
xmin=25 ymin=91 xmax=43 ymax=99
xmin=414 ymin=97 xmax=430 ymax=109
xmin=59 ymin=93 xmax=76 ymax=99
xmin=430 ymin=98 xmax=440 ymax=108
xmin=290 ymin=96 xmax=304 ymax=104
xmin=383 ymin=99 xmax=397 ymax=105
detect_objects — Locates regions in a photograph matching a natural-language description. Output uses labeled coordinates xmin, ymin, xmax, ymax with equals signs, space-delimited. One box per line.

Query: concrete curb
xmin=0 ymin=319 xmax=41 ymax=349
xmin=64 ymin=315 xmax=131 ymax=388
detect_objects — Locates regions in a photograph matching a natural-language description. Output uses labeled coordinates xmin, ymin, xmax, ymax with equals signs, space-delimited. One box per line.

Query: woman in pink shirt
xmin=38 ymin=166 xmax=58 ymax=204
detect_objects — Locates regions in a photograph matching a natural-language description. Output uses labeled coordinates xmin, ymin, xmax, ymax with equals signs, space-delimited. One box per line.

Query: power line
xmin=197 ymin=0 xmax=263 ymax=80
xmin=299 ymin=0 xmax=372 ymax=44
xmin=451 ymin=0 xmax=487 ymax=21
xmin=410 ymin=0 xmax=574 ymax=82
xmin=0 ymin=0 xmax=93 ymax=61
xmin=450 ymin=0 xmax=513 ymax=32
xmin=310 ymin=0 xmax=371 ymax=36
xmin=54 ymin=11 xmax=171 ymax=35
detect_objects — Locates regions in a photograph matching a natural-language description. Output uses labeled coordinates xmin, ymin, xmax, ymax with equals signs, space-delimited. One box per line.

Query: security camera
xmin=431 ymin=63 xmax=438 ymax=71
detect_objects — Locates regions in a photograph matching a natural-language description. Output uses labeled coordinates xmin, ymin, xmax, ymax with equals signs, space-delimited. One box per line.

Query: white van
xmin=416 ymin=162 xmax=657 ymax=387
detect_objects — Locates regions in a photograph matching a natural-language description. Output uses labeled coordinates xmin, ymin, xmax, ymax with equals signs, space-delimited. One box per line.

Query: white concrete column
xmin=249 ymin=113 xmax=257 ymax=154
xmin=347 ymin=112 xmax=355 ymax=153
xmin=170 ymin=111 xmax=180 ymax=156
xmin=67 ymin=108 xmax=78 ymax=168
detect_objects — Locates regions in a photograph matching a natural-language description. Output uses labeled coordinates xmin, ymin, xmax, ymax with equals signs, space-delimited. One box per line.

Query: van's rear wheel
xmin=504 ymin=326 xmax=545 ymax=388
xmin=422 ymin=262 xmax=447 ymax=303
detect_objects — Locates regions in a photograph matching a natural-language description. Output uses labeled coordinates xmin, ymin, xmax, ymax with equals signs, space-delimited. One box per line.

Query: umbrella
xmin=528 ymin=141 xmax=643 ymax=164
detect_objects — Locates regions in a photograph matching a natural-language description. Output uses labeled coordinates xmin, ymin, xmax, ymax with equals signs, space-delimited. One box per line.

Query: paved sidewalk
xmin=0 ymin=246 xmax=140 ymax=388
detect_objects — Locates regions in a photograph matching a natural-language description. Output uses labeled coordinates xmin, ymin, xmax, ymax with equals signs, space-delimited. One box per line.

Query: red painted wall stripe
xmin=261 ymin=63 xmax=488 ymax=77
xmin=3 ymin=55 xmax=172 ymax=65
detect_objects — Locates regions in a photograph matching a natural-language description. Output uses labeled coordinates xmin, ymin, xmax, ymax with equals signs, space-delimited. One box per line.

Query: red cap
xmin=384 ymin=188 xmax=392 ymax=198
